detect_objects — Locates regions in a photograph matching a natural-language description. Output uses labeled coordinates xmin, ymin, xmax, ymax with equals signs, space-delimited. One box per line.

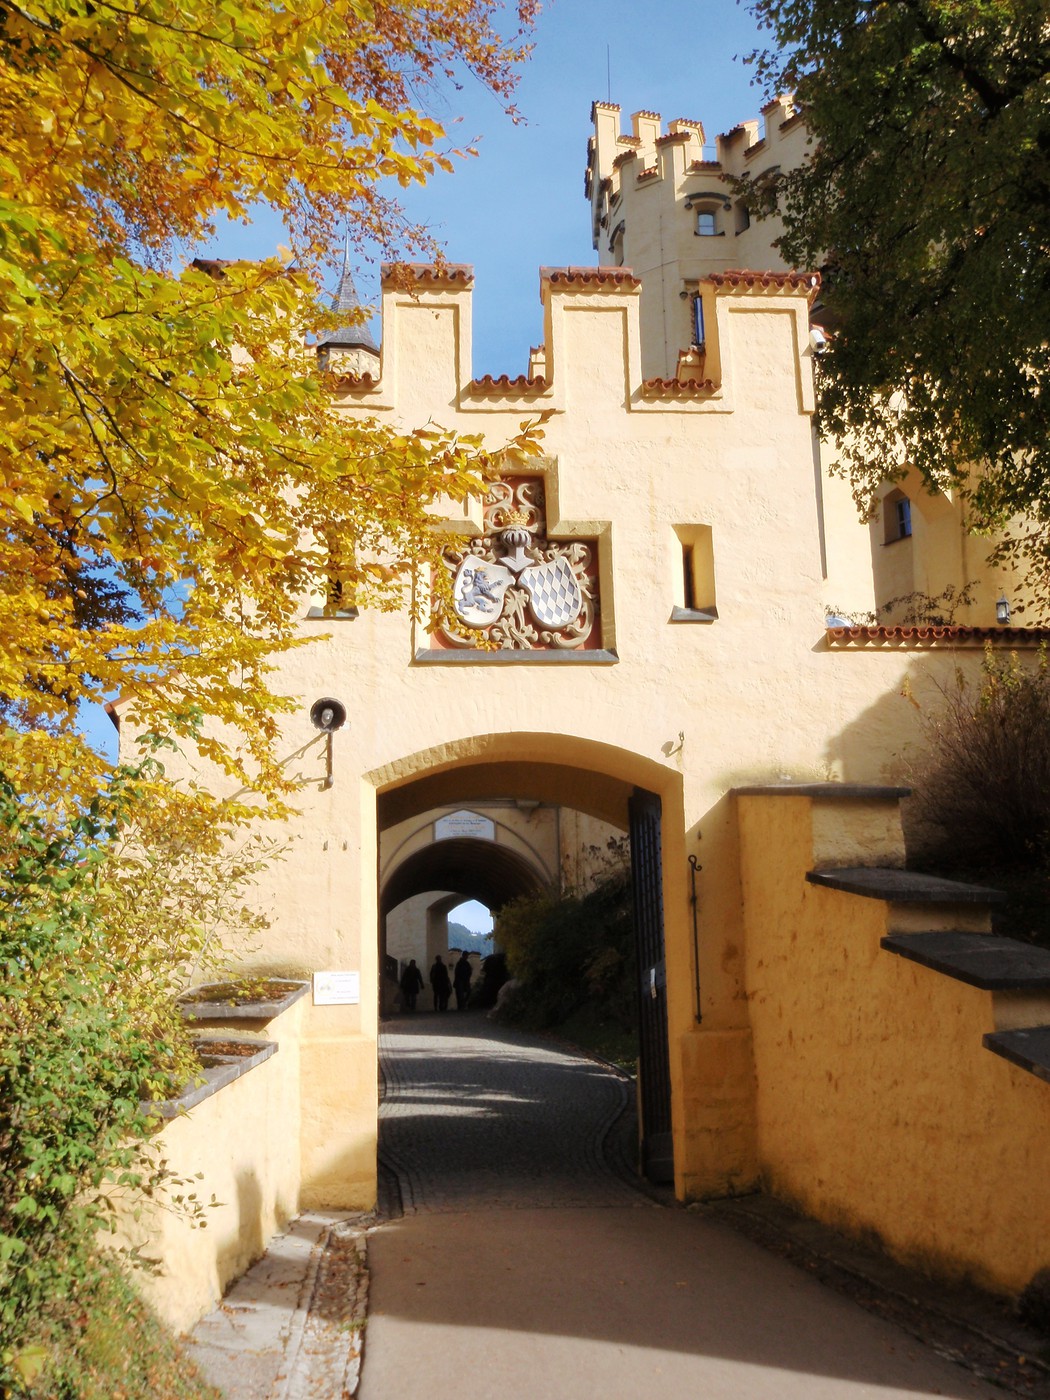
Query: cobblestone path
xmin=377 ymin=1013 xmax=652 ymax=1214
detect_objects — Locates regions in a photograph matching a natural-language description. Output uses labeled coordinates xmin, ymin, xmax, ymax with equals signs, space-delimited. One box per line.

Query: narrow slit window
xmin=682 ymin=544 xmax=696 ymax=611
xmin=671 ymin=525 xmax=717 ymax=623
xmin=883 ymin=489 xmax=913 ymax=545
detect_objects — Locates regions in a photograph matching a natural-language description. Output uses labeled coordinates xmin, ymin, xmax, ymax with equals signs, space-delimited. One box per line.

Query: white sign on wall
xmin=434 ymin=810 xmax=496 ymax=842
xmin=313 ymin=971 xmax=361 ymax=1006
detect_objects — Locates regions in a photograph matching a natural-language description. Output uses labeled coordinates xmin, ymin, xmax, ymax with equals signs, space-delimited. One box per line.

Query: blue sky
xmin=80 ymin=1 xmax=771 ymax=761
xmin=192 ymin=0 xmax=772 ymax=377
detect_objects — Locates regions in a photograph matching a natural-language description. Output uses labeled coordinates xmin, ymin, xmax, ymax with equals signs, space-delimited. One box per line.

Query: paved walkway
xmin=190 ymin=1013 xmax=1047 ymax=1399
xmin=377 ymin=1014 xmax=645 ymax=1213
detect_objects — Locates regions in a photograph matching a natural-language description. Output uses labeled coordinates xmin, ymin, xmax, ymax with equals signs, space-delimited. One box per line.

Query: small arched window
xmin=696 ymin=210 xmax=717 ymax=236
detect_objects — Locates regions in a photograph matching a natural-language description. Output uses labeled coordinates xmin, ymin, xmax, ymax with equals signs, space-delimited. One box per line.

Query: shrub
xmin=0 ymin=777 xmax=167 ymax=1384
xmin=910 ymin=646 xmax=1050 ymax=872
xmin=494 ymin=852 xmax=636 ymax=1036
xmin=0 ymin=757 xmax=274 ymax=1392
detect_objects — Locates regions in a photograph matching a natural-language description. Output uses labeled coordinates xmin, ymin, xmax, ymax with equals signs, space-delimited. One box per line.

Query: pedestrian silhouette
xmin=399 ymin=958 xmax=424 ymax=1012
xmin=453 ymin=950 xmax=473 ymax=1010
xmin=430 ymin=955 xmax=451 ymax=1012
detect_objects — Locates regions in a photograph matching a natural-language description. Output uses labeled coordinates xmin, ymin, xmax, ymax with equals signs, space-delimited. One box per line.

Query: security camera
xmin=809 ymin=325 xmax=829 ymax=354
xmin=310 ymin=698 xmax=347 ymax=733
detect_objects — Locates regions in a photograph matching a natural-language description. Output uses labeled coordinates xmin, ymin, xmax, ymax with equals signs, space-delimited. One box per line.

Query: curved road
xmin=362 ymin=1013 xmax=1008 ymax=1400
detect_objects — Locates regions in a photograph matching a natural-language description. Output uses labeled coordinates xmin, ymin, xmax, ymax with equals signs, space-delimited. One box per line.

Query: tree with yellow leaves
xmin=0 ymin=4 xmax=537 ymax=1377
xmin=0 ymin=0 xmax=537 ymax=797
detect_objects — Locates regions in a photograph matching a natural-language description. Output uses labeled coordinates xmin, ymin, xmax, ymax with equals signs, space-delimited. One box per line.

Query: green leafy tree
xmin=0 ymin=777 xmax=167 ymax=1377
xmin=743 ymin=0 xmax=1050 ymax=601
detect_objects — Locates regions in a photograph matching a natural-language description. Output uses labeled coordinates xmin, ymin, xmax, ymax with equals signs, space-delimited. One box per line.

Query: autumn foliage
xmin=0 ymin=0 xmax=535 ymax=1383
xmin=0 ymin=0 xmax=537 ymax=794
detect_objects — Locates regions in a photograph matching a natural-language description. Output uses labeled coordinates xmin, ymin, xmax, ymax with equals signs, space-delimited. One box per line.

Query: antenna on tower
xmin=606 ymin=44 xmax=611 ymax=103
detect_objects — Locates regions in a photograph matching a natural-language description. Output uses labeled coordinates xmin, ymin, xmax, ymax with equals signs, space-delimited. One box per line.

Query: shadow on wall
xmin=215 ymin=1170 xmax=266 ymax=1289
xmin=822 ymin=650 xmax=957 ymax=774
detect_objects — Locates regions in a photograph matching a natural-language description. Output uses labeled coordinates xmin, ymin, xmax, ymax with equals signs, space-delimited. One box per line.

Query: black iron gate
xmin=628 ymin=788 xmax=674 ymax=1184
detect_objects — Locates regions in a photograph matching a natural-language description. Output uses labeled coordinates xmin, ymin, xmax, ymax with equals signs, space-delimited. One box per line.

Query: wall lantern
xmin=310 ymin=698 xmax=347 ymax=789
xmin=996 ymin=594 xmax=1011 ymax=626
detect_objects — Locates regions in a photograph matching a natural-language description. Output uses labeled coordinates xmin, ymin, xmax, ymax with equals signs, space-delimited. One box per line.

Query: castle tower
xmin=584 ymin=98 xmax=810 ymax=379
xmin=317 ymin=237 xmax=381 ymax=377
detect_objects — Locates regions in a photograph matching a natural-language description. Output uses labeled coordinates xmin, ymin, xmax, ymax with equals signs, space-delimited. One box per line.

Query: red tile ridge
xmin=381 ymin=262 xmax=474 ymax=287
xmin=638 ymin=166 xmax=659 ymax=181
xmin=613 ymin=150 xmax=638 ymax=168
xmin=779 ymin=111 xmax=806 ymax=132
xmin=673 ymin=117 xmax=704 ymax=129
xmin=617 ymin=135 xmax=643 ymax=147
xmin=333 ymin=372 xmax=378 ymax=390
xmin=761 ymin=97 xmax=786 ymax=114
xmin=592 ymin=99 xmax=621 ymax=114
xmin=632 ymin=109 xmax=662 ymax=120
xmin=827 ymin=624 xmax=1050 ymax=645
xmin=704 ymin=269 xmax=821 ymax=297
xmin=689 ymin=159 xmax=723 ymax=172
xmin=656 ymin=131 xmax=691 ymax=147
xmin=642 ymin=376 xmax=718 ymax=395
xmin=541 ymin=267 xmax=641 ymax=289
xmin=744 ymin=138 xmax=767 ymax=157
xmin=469 ymin=374 xmax=548 ymax=393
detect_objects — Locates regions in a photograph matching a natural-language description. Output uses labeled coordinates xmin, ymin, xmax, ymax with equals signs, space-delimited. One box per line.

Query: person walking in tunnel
xmin=453 ymin=949 xmax=473 ymax=1011
xmin=430 ymin=955 xmax=451 ymax=1012
xmin=399 ymin=959 xmax=424 ymax=1012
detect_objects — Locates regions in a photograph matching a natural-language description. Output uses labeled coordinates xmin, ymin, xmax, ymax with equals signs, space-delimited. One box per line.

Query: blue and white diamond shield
xmin=520 ymin=556 xmax=582 ymax=629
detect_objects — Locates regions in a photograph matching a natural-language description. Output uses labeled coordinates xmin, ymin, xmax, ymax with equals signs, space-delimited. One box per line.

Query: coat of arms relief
xmin=434 ymin=478 xmax=599 ymax=651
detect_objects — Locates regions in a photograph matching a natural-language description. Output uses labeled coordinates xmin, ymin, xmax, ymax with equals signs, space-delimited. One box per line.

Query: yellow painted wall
xmin=738 ymin=791 xmax=1050 ymax=1295
xmin=587 ymin=100 xmax=1030 ymax=629
xmin=111 ymin=998 xmax=305 ymax=1334
xmin=115 ymin=266 xmax=1044 ymax=1233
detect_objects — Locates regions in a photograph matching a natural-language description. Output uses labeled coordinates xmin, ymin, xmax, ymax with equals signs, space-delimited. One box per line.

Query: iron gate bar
xmin=629 ymin=788 xmax=674 ymax=1185
xmin=689 ymin=852 xmax=702 ymax=1023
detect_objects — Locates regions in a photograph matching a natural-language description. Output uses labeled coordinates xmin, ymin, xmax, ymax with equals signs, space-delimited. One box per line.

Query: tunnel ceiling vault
xmin=377 ymin=761 xmax=634 ymax=833
xmin=380 ymin=837 xmax=545 ymax=919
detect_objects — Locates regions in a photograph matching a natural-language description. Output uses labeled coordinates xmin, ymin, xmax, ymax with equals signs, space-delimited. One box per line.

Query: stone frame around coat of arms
xmin=415 ymin=475 xmax=616 ymax=662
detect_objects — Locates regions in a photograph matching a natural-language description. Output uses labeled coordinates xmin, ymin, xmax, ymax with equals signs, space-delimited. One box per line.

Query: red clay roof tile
xmin=827 ymin=625 xmax=1050 ymax=647
xmin=380 ymin=263 xmax=474 ymax=288
xmin=541 ymin=267 xmax=641 ymax=289
xmin=468 ymin=374 xmax=548 ymax=394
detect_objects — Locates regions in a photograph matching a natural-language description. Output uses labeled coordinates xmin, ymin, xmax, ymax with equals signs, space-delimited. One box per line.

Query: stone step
xmin=806 ymin=866 xmax=1006 ymax=905
xmin=984 ymin=1026 xmax=1050 ymax=1086
xmin=881 ymin=931 xmax=1050 ymax=991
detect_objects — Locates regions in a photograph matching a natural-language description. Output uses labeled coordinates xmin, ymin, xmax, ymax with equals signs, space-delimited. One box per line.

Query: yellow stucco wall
xmin=115 ymin=266 xmax=1045 ymax=1248
xmin=738 ymin=791 xmax=1050 ymax=1295
xmin=112 ymin=998 xmax=305 ymax=1333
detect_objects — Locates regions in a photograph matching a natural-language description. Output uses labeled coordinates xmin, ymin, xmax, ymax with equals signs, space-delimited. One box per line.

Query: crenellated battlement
xmin=585 ymin=96 xmax=814 ymax=380
xmin=328 ymin=261 xmax=817 ymax=423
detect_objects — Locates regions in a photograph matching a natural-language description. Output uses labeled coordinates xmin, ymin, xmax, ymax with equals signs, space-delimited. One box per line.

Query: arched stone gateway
xmin=373 ymin=743 xmax=683 ymax=1183
xmin=113 ymin=255 xmax=1050 ymax=1328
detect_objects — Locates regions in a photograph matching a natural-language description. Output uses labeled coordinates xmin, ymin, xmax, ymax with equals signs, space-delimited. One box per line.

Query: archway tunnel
xmin=374 ymin=746 xmax=679 ymax=1183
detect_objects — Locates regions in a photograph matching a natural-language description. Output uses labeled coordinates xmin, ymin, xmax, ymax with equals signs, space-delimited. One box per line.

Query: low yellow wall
xmin=112 ymin=997 xmax=305 ymax=1334
xmin=738 ymin=792 xmax=1050 ymax=1296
